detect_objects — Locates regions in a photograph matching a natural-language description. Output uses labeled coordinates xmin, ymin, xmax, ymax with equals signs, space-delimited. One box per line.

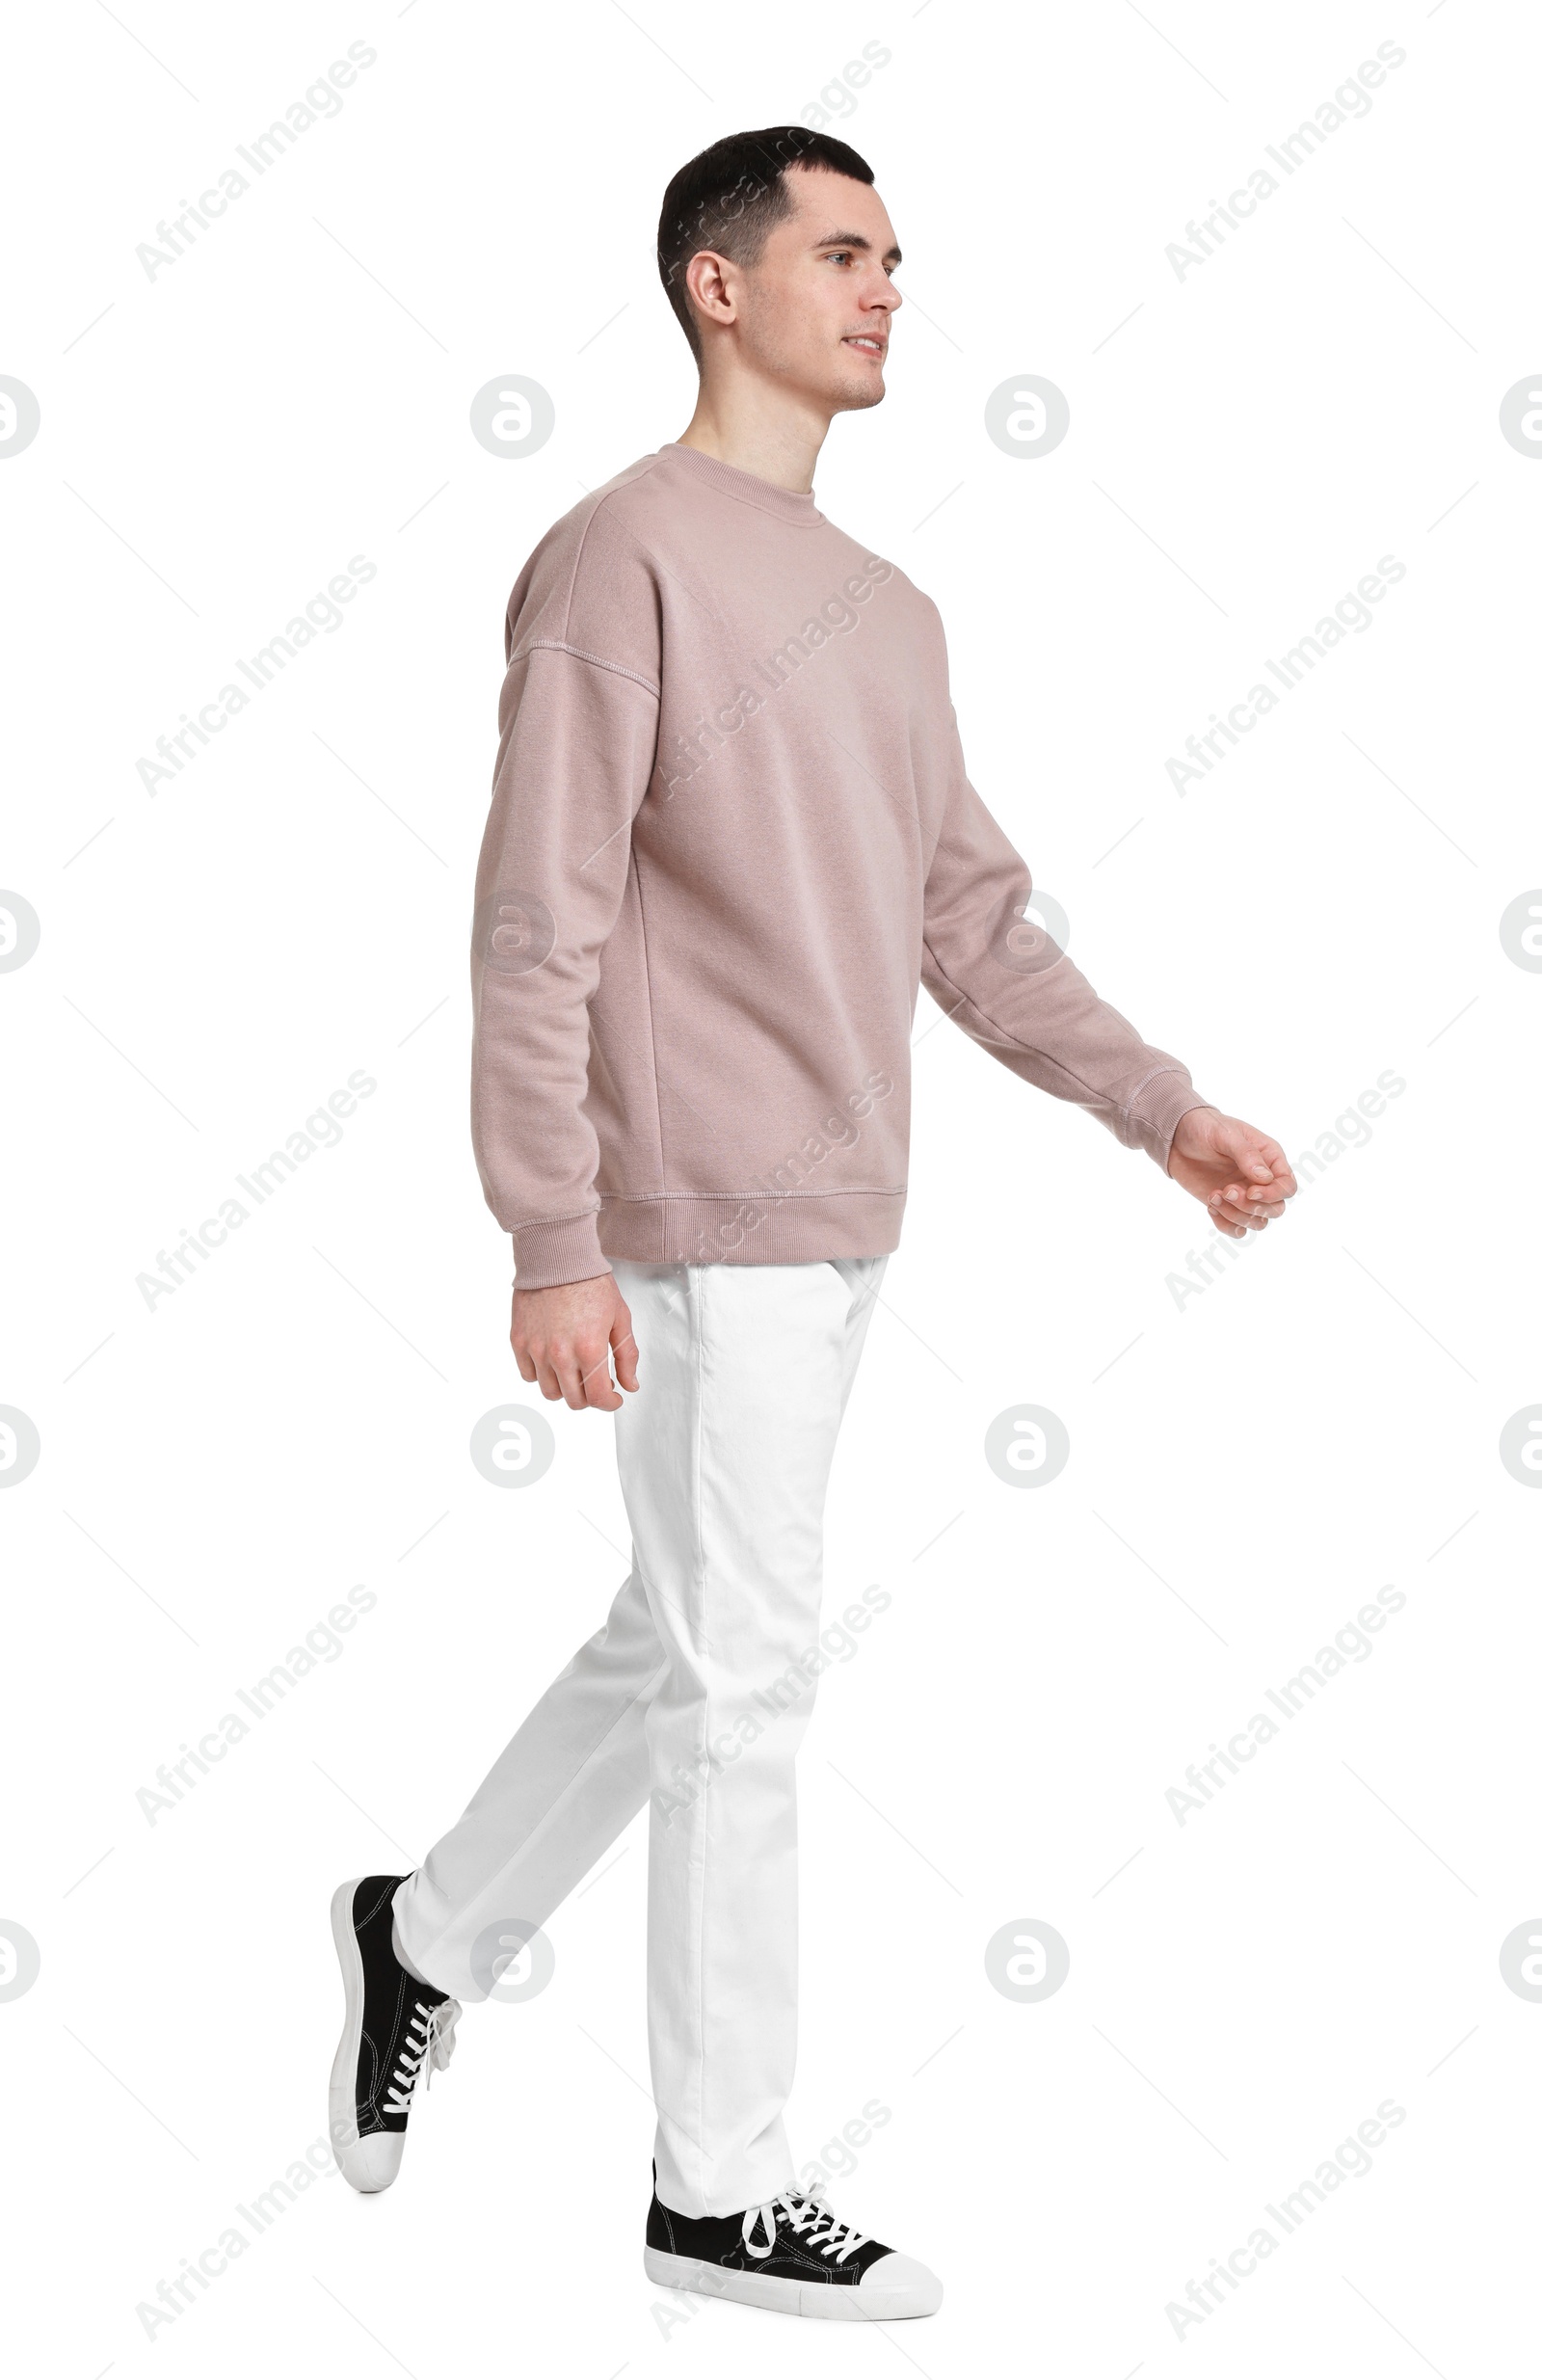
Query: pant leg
xmin=392 ymin=1557 xmax=667 ymax=2000
xmin=392 ymin=1249 xmax=888 ymax=2215
xmin=621 ymin=1253 xmax=888 ymax=2218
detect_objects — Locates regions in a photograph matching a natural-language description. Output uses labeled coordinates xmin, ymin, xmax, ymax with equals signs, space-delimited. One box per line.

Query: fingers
xmin=511 ymin=1326 xmax=623 ymax=1410
xmin=1182 ymin=1118 xmax=1296 ymax=1238
xmin=1215 ymin=1186 xmax=1288 ymax=1223
xmin=1210 ymin=1129 xmax=1295 ymax=1231
xmin=527 ymin=1344 xmax=619 ymax=1410
xmin=1229 ymin=1130 xmax=1296 ymax=1198
xmin=1210 ymin=1176 xmax=1282 ymax=1231
xmin=611 ymin=1306 xmax=640 ymax=1394
xmin=509 ymin=1276 xmax=634 ymax=1413
xmin=574 ymin=1350 xmax=623 ymax=1411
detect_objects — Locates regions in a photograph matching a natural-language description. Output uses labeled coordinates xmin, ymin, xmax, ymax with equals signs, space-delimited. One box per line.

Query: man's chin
xmin=829 ymin=373 xmax=888 ymax=414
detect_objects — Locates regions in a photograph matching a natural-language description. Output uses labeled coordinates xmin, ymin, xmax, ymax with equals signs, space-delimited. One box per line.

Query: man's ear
xmin=684 ymin=249 xmax=736 ymax=335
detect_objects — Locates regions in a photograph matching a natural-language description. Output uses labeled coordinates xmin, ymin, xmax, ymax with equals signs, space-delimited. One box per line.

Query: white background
xmin=4 ymin=1 xmax=1538 ymax=2372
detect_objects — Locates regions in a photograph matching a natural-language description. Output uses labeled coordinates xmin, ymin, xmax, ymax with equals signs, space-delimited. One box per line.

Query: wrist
xmin=1166 ymin=1099 xmax=1219 ymax=1171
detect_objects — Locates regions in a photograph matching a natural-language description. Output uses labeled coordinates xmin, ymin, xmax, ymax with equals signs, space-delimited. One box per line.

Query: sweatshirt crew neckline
xmin=657 ymin=441 xmax=824 ymax=526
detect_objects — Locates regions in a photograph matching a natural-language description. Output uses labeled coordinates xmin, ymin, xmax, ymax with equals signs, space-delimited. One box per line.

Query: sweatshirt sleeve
xmin=469 ymin=512 xmax=661 ymax=1289
xmin=919 ymin=701 xmax=1210 ymax=1172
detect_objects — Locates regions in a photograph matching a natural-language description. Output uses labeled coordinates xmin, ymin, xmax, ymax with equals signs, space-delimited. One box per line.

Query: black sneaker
xmin=329 ymin=1874 xmax=461 ymax=2193
xmin=645 ymin=2171 xmax=943 ymax=2319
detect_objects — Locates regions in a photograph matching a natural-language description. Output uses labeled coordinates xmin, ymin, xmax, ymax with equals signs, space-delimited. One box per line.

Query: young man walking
xmin=329 ymin=127 xmax=1295 ymax=2320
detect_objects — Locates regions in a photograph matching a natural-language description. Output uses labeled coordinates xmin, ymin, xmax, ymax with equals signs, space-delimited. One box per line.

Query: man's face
xmin=702 ymin=165 xmax=902 ymax=412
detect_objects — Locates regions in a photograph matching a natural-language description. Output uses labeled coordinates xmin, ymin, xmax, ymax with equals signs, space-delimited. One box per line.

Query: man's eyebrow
xmin=811 ymin=227 xmax=903 ymax=267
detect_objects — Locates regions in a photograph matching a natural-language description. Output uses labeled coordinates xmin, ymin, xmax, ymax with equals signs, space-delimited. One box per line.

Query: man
xmin=329 ymin=126 xmax=1295 ymax=2321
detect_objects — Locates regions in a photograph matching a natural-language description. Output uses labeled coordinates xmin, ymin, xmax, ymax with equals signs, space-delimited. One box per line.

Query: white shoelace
xmin=741 ymin=2190 xmax=870 ymax=2266
xmin=382 ymin=1995 xmax=462 ymax=2116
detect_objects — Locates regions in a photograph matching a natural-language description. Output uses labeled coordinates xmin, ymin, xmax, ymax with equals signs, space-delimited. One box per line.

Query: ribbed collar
xmin=657 ymin=441 xmax=824 ymax=527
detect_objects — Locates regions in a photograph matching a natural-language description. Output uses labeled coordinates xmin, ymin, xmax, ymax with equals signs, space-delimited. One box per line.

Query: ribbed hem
xmin=1135 ymin=1078 xmax=1215 ymax=1172
xmin=598 ymin=1188 xmax=904 ymax=1267
xmin=510 ymin=1211 xmax=612 ymax=1292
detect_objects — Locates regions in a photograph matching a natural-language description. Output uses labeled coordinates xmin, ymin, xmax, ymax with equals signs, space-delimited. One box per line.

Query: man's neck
xmin=675 ymin=388 xmax=830 ymax=495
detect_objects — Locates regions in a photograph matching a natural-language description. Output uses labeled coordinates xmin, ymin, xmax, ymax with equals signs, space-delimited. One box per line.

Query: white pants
xmin=393 ymin=1253 xmax=888 ymax=2217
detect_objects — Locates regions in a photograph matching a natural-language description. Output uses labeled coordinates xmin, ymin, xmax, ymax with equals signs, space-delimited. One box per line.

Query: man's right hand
xmin=510 ymin=1273 xmax=639 ymax=1412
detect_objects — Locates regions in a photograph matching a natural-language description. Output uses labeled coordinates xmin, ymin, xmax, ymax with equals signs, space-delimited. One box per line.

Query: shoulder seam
xmin=560 ymin=454 xmax=671 ymax=643
xmin=509 ymin=638 xmax=661 ymax=700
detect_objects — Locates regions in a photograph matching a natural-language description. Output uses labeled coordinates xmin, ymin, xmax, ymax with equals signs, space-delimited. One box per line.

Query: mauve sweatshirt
xmin=470 ymin=441 xmax=1209 ymax=1289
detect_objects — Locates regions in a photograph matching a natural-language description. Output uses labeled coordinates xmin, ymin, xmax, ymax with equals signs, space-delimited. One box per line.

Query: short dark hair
xmin=656 ymin=126 xmax=875 ymax=363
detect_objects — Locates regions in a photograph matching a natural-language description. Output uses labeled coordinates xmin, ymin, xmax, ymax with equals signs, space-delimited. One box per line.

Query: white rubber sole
xmin=644 ymin=2246 xmax=943 ymax=2320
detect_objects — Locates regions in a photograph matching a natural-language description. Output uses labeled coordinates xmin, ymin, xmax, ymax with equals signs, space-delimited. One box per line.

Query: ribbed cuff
xmin=1134 ymin=1075 xmax=1215 ymax=1172
xmin=510 ymin=1210 xmax=613 ymax=1292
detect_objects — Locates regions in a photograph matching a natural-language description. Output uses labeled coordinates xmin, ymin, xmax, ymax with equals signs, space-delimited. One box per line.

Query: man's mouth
xmin=842 ymin=334 xmax=886 ymax=357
